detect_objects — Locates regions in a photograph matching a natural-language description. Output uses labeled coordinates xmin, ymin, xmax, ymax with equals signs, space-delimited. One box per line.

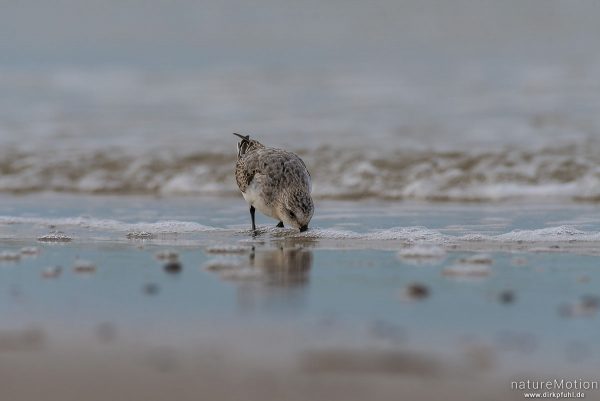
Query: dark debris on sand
xmin=404 ymin=283 xmax=430 ymax=300
xmin=164 ymin=261 xmax=182 ymax=274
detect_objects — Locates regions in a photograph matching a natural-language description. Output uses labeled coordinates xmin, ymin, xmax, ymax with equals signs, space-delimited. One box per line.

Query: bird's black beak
xmin=299 ymin=225 xmax=308 ymax=232
xmin=233 ymin=133 xmax=250 ymax=141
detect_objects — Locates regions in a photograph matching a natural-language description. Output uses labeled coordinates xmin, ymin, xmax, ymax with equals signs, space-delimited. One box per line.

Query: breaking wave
xmin=1 ymin=144 xmax=599 ymax=202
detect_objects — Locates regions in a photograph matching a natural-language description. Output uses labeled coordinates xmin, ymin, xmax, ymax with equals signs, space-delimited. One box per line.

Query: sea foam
xmin=3 ymin=213 xmax=600 ymax=246
xmin=2 ymin=145 xmax=600 ymax=202
xmin=1 ymin=216 xmax=217 ymax=234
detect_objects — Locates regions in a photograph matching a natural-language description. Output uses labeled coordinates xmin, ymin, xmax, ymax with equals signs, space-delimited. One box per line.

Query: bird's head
xmin=277 ymin=189 xmax=314 ymax=232
xmin=233 ymin=133 xmax=264 ymax=158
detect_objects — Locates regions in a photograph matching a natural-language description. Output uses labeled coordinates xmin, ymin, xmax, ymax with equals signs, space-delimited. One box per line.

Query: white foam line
xmin=3 ymin=215 xmax=600 ymax=244
xmin=297 ymin=225 xmax=600 ymax=243
xmin=457 ymin=225 xmax=600 ymax=243
xmin=487 ymin=225 xmax=600 ymax=242
xmin=0 ymin=215 xmax=218 ymax=233
xmin=296 ymin=226 xmax=446 ymax=242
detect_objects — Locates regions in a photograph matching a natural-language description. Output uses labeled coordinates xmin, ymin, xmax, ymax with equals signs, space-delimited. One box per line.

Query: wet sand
xmin=0 ymin=344 xmax=524 ymax=401
xmin=1 ymin=194 xmax=600 ymax=400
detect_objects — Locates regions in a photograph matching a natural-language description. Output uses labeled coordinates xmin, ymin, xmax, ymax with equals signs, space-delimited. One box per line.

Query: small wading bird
xmin=233 ymin=133 xmax=313 ymax=232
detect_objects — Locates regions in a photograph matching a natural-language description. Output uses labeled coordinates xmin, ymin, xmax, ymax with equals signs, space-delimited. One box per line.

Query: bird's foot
xmin=276 ymin=221 xmax=284 ymax=228
xmin=250 ymin=227 xmax=266 ymax=237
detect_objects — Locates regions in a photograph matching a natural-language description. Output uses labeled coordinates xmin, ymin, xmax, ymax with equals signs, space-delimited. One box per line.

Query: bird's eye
xmin=289 ymin=211 xmax=296 ymax=219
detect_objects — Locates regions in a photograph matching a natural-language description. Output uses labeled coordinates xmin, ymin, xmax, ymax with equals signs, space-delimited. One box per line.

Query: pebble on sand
xmin=164 ymin=261 xmax=182 ymax=274
xmin=498 ymin=290 xmax=516 ymax=304
xmin=403 ymin=283 xmax=430 ymax=300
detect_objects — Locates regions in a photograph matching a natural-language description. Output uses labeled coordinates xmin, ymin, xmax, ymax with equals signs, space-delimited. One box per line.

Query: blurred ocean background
xmin=2 ymin=0 xmax=600 ymax=200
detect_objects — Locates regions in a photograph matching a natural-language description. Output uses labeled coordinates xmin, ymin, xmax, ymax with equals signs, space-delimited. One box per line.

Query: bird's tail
xmin=233 ymin=133 xmax=263 ymax=158
xmin=233 ymin=133 xmax=250 ymax=158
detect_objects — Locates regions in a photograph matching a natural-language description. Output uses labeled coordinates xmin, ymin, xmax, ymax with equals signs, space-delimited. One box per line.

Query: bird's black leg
xmin=276 ymin=221 xmax=284 ymax=228
xmin=250 ymin=205 xmax=256 ymax=231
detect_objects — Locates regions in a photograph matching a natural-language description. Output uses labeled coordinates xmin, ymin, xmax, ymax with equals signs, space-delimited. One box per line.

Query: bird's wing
xmin=297 ymin=155 xmax=311 ymax=179
xmin=236 ymin=148 xmax=311 ymax=193
xmin=236 ymin=149 xmax=268 ymax=193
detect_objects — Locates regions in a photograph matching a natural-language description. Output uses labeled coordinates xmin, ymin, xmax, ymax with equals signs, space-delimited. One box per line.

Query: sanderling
xmin=233 ymin=133 xmax=313 ymax=232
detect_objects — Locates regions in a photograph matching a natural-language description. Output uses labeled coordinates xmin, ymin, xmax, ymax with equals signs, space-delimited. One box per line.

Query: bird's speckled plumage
xmin=234 ymin=133 xmax=313 ymax=231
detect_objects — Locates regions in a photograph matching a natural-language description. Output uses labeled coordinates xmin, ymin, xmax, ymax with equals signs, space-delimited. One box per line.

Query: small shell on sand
xmin=73 ymin=260 xmax=96 ymax=274
xmin=398 ymin=245 xmax=445 ymax=259
xmin=155 ymin=250 xmax=179 ymax=261
xmin=219 ymin=267 xmax=263 ymax=281
xmin=442 ymin=264 xmax=491 ymax=277
xmin=20 ymin=247 xmax=40 ymax=255
xmin=126 ymin=231 xmax=154 ymax=239
xmin=205 ymin=245 xmax=252 ymax=254
xmin=458 ymin=254 xmax=494 ymax=265
xmin=41 ymin=266 xmax=62 ymax=278
xmin=203 ymin=257 xmax=244 ymax=271
xmin=37 ymin=232 xmax=72 ymax=242
xmin=397 ymin=245 xmax=445 ymax=265
xmin=0 ymin=251 xmax=21 ymax=261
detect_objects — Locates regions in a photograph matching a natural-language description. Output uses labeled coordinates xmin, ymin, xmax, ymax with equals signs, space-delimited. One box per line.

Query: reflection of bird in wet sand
xmin=250 ymin=247 xmax=313 ymax=287
xmin=233 ymin=133 xmax=313 ymax=232
xmin=236 ymin=247 xmax=313 ymax=312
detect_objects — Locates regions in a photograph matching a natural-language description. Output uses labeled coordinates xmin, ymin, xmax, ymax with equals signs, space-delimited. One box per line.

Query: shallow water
xmin=1 ymin=194 xmax=599 ymax=394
